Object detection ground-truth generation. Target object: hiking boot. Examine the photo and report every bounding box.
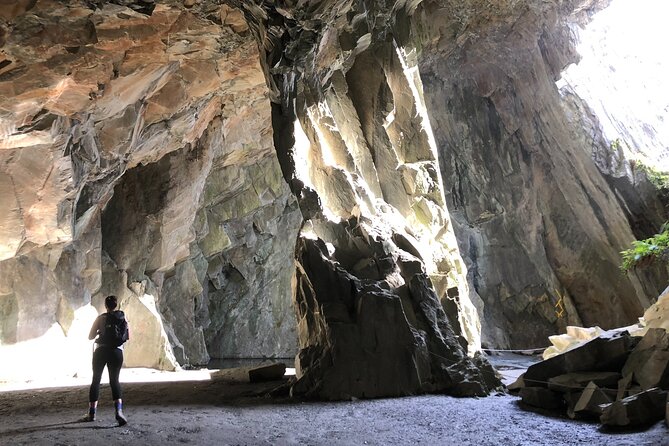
[80,412,96,422]
[115,409,127,426]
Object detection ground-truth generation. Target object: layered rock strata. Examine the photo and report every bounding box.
[414,0,667,348]
[236,0,502,397]
[0,1,299,377]
[0,0,501,397]
[233,0,667,395]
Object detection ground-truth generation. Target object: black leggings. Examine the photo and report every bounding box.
[89,346,123,402]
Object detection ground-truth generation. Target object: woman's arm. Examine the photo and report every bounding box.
[88,315,100,340]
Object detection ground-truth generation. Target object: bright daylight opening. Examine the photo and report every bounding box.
[558,0,669,169]
[293,117,315,190]
[0,301,295,392]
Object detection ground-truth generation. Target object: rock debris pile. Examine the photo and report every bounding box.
[512,326,669,429]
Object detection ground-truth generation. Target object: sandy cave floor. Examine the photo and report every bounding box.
[1,367,668,446]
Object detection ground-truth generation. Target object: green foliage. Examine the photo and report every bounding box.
[610,137,669,190]
[634,160,669,190]
[621,223,669,271]
[615,139,669,271]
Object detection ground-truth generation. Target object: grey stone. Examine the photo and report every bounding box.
[571,382,613,419]
[621,328,669,390]
[249,363,287,383]
[419,0,667,349]
[1,0,666,403]
[523,331,638,386]
[547,372,620,394]
[158,258,209,367]
[616,373,634,402]
[519,387,565,410]
[290,237,501,400]
[600,387,668,428]
[507,373,525,394]
[0,1,301,373]
[210,362,287,383]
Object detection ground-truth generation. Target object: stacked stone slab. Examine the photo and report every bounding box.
[512,328,669,429]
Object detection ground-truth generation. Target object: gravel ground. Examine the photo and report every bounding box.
[1,376,667,446]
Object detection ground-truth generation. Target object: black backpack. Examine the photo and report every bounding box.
[99,311,129,347]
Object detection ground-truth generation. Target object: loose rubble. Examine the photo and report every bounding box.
[512,326,669,429]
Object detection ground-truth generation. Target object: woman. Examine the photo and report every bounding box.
[82,295,129,426]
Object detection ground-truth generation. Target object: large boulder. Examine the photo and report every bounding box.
[600,387,668,428]
[519,387,565,410]
[621,328,669,390]
[291,237,500,399]
[524,330,639,386]
[210,362,286,383]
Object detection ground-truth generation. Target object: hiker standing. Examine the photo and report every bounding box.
[82,295,129,426]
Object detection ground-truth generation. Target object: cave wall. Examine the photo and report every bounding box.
[0,0,666,399]
[0,1,300,379]
[236,0,666,362]
[413,0,667,348]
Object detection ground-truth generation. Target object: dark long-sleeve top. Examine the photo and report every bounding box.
[88,312,130,350]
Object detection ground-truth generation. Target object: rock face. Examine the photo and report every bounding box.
[236,0,505,397]
[0,0,493,397]
[600,387,668,428]
[621,328,669,390]
[523,330,638,386]
[291,237,498,398]
[416,0,667,348]
[644,285,669,332]
[0,1,299,375]
[209,362,286,383]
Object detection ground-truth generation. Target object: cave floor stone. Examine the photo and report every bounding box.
[1,374,667,445]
